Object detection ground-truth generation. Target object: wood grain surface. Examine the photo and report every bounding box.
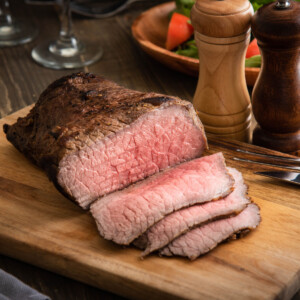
[131,2,260,85]
[192,31,252,142]
[0,0,195,120]
[0,1,299,299]
[191,0,253,142]
[0,1,193,299]
[1,106,300,300]
[251,1,300,155]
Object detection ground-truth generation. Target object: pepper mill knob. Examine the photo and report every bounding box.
[191,0,253,142]
[276,0,291,8]
[251,0,300,155]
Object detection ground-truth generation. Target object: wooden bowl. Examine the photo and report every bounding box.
[131,1,260,86]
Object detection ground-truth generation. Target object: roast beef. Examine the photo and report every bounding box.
[160,203,261,260]
[3,73,207,209]
[135,167,250,256]
[90,152,235,245]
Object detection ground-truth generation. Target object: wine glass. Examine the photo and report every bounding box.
[0,0,38,46]
[31,0,103,69]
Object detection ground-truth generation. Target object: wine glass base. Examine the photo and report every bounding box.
[31,40,103,69]
[0,19,38,47]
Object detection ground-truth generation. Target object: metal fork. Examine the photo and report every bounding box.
[233,157,300,171]
[234,148,300,162]
[232,148,300,171]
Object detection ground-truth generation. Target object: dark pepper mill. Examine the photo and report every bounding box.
[251,0,300,155]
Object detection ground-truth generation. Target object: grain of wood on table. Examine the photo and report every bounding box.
[0,1,299,299]
[0,107,299,300]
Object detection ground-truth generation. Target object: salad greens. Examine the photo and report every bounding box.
[175,0,300,17]
[173,0,300,65]
[176,40,198,58]
[245,55,261,67]
[175,0,195,17]
[250,0,278,11]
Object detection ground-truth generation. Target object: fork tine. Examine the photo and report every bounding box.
[233,157,300,171]
[208,137,300,163]
[235,148,300,162]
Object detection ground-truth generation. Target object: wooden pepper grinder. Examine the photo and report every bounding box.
[191,0,253,142]
[251,0,300,155]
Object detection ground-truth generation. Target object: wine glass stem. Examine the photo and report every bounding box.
[50,0,82,56]
[59,0,74,44]
[0,0,13,25]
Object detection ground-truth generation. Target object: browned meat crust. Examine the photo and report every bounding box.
[3,73,207,205]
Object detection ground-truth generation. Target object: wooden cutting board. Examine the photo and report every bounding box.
[0,106,299,300]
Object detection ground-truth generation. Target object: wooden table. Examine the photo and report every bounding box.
[0,0,197,119]
[0,1,299,300]
[0,1,192,299]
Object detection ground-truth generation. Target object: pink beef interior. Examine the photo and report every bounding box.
[57,105,207,209]
[90,152,234,245]
[160,203,261,260]
[137,167,250,257]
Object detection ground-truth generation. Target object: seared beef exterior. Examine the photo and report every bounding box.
[90,153,235,245]
[3,73,207,209]
[160,203,261,260]
[135,167,250,257]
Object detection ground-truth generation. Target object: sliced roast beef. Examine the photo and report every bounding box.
[135,167,250,256]
[90,152,234,245]
[3,73,207,209]
[160,203,261,260]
